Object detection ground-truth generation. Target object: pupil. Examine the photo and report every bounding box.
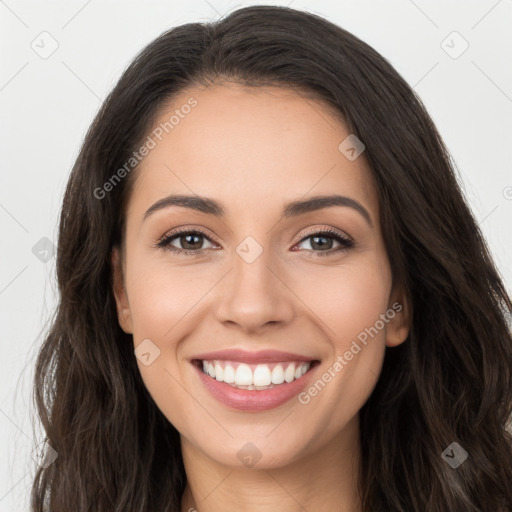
[311,235,332,250]
[182,234,202,250]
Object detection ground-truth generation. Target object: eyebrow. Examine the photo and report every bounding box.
[143,193,373,227]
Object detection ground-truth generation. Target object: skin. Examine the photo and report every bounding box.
[112,82,410,512]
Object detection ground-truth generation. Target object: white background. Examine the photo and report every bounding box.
[1,1,511,510]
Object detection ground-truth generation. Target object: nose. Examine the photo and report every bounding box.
[214,245,295,334]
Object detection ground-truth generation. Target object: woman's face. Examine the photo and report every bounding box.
[112,82,409,469]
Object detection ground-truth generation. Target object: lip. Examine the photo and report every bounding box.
[191,358,321,411]
[191,348,316,364]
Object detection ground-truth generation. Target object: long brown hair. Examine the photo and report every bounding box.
[31,5,512,511]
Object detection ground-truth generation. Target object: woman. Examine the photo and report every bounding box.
[31,5,512,511]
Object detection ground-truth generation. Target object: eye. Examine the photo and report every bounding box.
[155,228,218,255]
[293,228,354,257]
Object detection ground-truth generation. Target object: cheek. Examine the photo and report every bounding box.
[125,253,216,339]
[288,255,391,421]
[124,253,206,432]
[290,255,392,345]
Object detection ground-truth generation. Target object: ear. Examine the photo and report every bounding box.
[111,246,133,334]
[385,284,411,348]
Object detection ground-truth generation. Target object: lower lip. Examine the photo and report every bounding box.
[193,361,319,411]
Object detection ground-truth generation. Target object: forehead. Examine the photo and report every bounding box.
[129,82,378,220]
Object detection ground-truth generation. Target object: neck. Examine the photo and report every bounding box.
[180,416,362,512]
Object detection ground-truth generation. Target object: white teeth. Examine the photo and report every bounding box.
[223,364,235,383]
[234,364,253,386]
[284,363,296,383]
[271,365,285,384]
[214,362,224,381]
[200,360,312,388]
[253,365,272,387]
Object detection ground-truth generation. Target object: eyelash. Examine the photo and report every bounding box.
[154,227,354,258]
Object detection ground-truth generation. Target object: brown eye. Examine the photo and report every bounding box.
[156,230,217,255]
[294,230,354,257]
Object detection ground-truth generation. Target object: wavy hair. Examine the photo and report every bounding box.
[31,5,512,511]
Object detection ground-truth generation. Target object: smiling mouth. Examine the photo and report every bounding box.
[192,359,321,391]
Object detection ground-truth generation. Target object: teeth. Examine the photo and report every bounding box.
[214,362,224,381]
[235,364,253,386]
[223,364,235,384]
[200,360,312,388]
[253,364,272,386]
[271,365,285,384]
[284,363,295,383]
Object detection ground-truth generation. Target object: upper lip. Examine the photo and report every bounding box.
[191,349,317,364]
